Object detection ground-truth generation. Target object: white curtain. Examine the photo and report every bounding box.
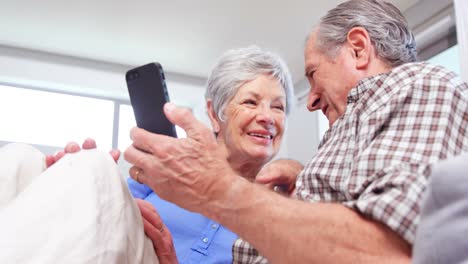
[454,0,468,82]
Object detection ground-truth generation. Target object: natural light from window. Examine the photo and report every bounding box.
[428,44,461,75]
[0,86,114,149]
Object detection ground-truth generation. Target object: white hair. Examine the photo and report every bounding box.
[205,45,294,122]
[316,0,417,66]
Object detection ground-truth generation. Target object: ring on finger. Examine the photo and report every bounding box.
[132,167,143,184]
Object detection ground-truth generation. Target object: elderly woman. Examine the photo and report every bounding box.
[0,46,294,264]
[127,45,294,263]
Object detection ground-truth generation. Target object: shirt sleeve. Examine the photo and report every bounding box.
[126,177,153,199]
[345,162,430,243]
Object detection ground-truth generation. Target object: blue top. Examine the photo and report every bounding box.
[127,178,237,264]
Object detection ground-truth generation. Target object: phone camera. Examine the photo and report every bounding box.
[129,71,139,80]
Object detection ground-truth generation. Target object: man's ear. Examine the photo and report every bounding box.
[346,27,372,69]
[206,99,220,133]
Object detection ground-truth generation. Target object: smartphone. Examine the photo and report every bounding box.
[126,62,177,138]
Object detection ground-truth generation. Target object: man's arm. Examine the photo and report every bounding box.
[216,176,411,263]
[124,103,410,263]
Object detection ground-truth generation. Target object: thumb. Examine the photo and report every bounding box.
[254,166,279,183]
[254,170,274,183]
[255,174,290,185]
[255,169,292,186]
[254,175,274,184]
[164,102,213,142]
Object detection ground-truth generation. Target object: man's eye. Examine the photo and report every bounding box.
[308,70,315,78]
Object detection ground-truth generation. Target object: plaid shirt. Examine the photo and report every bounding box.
[232,62,468,263]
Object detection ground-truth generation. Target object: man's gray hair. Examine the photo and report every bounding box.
[205,46,294,122]
[316,0,417,66]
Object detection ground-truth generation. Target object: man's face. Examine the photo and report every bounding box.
[304,31,361,127]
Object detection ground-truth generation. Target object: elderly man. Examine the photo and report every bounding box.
[124,0,468,263]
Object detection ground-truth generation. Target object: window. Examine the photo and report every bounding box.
[0,84,188,156]
[427,44,461,75]
[0,85,114,149]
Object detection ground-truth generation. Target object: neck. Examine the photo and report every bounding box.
[228,158,264,182]
[217,141,266,181]
[365,56,393,78]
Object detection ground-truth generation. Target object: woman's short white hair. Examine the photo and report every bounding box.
[205,45,294,122]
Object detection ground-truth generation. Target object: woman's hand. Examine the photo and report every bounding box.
[45,138,120,168]
[254,159,303,197]
[136,199,178,264]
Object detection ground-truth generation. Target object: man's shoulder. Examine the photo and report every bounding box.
[378,61,467,97]
[354,61,467,121]
[393,62,464,85]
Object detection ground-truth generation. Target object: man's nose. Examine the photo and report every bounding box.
[307,91,321,112]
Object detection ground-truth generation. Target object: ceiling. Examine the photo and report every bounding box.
[0,0,420,89]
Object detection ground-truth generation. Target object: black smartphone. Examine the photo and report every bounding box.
[126,62,177,138]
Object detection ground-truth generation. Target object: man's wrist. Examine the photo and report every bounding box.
[205,174,251,222]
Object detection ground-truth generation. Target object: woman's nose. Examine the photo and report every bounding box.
[256,107,274,126]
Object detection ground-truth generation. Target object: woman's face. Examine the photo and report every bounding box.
[212,75,287,165]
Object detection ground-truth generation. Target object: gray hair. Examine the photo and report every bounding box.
[315,0,417,67]
[205,45,294,122]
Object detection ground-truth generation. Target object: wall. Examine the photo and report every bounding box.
[284,78,321,165]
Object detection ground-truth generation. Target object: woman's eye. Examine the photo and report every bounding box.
[243,99,256,105]
[273,105,285,111]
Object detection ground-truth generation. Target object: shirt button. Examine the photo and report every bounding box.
[211,224,218,229]
[202,237,209,243]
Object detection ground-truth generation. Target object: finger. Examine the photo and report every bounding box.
[138,203,168,253]
[137,200,166,245]
[255,174,290,184]
[129,166,145,183]
[45,155,55,168]
[137,199,163,229]
[256,174,295,194]
[109,149,121,162]
[64,142,81,154]
[142,217,166,251]
[136,199,157,214]
[125,133,166,168]
[254,173,273,183]
[261,182,276,190]
[82,138,97,149]
[129,127,175,155]
[54,151,66,162]
[163,102,213,142]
